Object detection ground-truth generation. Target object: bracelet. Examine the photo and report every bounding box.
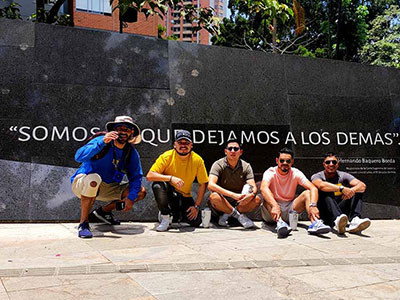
[194,205,200,210]
[169,175,173,182]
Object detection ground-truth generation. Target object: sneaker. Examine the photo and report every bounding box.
[218,214,229,227]
[308,219,330,235]
[238,214,255,229]
[92,208,121,225]
[348,216,371,233]
[334,214,348,234]
[78,222,93,238]
[276,219,292,238]
[157,215,171,232]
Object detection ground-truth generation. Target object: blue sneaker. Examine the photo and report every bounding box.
[308,219,330,235]
[78,222,93,238]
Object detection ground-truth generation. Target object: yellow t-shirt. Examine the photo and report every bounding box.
[150,149,209,197]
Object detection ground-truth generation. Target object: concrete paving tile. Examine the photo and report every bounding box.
[119,264,148,273]
[368,256,396,264]
[0,269,23,277]
[128,269,287,300]
[292,291,345,300]
[147,264,177,272]
[57,265,88,275]
[324,258,352,266]
[347,257,373,265]
[100,244,207,264]
[201,262,231,270]
[228,261,257,269]
[330,279,400,300]
[175,263,203,271]
[22,267,56,277]
[302,258,329,266]
[276,259,307,267]
[253,260,279,268]
[89,264,118,274]
[289,265,394,292]
[4,273,153,300]
[363,263,400,280]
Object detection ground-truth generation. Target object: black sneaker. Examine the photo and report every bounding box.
[92,208,121,225]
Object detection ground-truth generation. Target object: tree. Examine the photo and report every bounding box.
[360,5,400,68]
[210,0,294,52]
[0,0,22,19]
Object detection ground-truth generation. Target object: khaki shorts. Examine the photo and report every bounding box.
[261,200,294,223]
[72,173,128,202]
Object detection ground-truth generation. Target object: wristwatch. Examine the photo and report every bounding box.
[339,186,344,192]
[194,205,200,210]
[309,203,317,207]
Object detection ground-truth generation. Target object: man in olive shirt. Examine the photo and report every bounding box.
[208,139,261,229]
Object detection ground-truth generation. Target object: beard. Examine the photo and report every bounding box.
[117,133,130,144]
[279,165,290,173]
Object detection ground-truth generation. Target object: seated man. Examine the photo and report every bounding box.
[146,130,209,231]
[208,139,261,229]
[260,148,330,237]
[311,152,371,234]
[71,116,146,238]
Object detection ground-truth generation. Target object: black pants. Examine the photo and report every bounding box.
[152,181,201,227]
[317,192,363,227]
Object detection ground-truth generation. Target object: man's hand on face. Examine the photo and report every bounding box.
[170,176,184,189]
[103,131,119,143]
[122,198,133,212]
[341,187,355,200]
[186,206,199,220]
[270,205,281,222]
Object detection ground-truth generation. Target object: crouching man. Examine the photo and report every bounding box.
[71,116,146,238]
[311,152,370,234]
[208,139,260,229]
[146,130,209,231]
[260,148,330,238]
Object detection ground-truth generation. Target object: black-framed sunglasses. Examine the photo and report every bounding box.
[324,160,338,165]
[279,159,291,164]
[226,147,240,152]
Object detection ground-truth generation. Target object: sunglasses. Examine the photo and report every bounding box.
[226,147,240,152]
[324,160,338,165]
[279,159,291,164]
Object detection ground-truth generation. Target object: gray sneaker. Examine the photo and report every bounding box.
[157,215,170,232]
[218,214,229,227]
[348,216,371,233]
[276,218,292,238]
[238,214,255,229]
[334,214,348,234]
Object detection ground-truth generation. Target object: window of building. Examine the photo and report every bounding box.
[183,34,192,38]
[76,0,112,14]
[172,27,180,32]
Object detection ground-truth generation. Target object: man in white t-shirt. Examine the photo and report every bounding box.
[260,148,330,237]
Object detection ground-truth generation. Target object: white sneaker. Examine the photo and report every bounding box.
[238,214,255,229]
[218,214,229,227]
[276,218,292,238]
[334,214,348,234]
[348,216,371,233]
[156,215,171,232]
[307,219,330,235]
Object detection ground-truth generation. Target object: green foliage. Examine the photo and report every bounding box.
[360,5,400,68]
[157,24,178,40]
[210,0,293,51]
[0,0,22,19]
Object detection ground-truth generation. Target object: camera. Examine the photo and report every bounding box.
[112,170,124,183]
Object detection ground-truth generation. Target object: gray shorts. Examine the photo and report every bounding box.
[261,200,294,223]
[72,173,128,202]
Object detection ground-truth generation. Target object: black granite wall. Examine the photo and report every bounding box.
[1,19,399,221]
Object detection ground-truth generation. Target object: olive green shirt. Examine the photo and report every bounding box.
[209,157,254,193]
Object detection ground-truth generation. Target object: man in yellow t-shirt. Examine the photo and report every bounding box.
[146,130,209,231]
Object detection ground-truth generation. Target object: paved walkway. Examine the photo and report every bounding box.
[1,220,400,300]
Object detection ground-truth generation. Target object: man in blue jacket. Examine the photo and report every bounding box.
[71,116,146,238]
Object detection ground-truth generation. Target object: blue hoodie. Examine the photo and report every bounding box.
[71,136,143,202]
